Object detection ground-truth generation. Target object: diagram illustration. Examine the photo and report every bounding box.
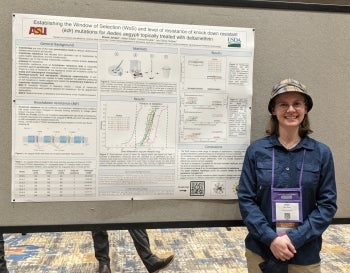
[107,52,174,81]
[101,100,176,149]
[22,133,88,150]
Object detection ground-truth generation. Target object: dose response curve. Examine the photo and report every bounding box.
[101,99,176,149]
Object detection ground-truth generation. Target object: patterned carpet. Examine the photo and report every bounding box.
[3,225,350,273]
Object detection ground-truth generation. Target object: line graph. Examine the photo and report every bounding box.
[101,100,176,149]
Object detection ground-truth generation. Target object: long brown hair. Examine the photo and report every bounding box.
[265,114,313,137]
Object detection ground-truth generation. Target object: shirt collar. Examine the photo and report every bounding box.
[267,135,315,150]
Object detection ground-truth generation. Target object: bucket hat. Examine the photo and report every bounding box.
[268,78,313,113]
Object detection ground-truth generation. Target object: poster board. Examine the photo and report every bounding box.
[1,0,349,232]
[11,13,255,203]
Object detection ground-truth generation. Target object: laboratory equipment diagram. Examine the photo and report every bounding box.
[107,52,176,81]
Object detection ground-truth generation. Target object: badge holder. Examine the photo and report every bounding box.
[270,148,306,234]
[272,187,303,234]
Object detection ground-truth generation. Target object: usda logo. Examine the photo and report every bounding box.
[228,37,241,47]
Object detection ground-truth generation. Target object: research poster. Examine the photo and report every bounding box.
[12,13,255,202]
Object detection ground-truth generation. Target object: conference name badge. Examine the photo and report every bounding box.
[271,187,303,234]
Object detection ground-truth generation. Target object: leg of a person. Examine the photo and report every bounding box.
[289,263,321,273]
[245,248,264,273]
[91,230,110,267]
[0,234,9,273]
[128,229,161,272]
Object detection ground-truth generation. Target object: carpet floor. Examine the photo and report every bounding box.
[3,225,350,272]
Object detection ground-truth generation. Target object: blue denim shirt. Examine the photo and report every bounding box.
[237,135,337,265]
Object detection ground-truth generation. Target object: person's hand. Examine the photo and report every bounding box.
[270,234,296,261]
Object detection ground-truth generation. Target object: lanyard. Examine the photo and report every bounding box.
[271,148,306,224]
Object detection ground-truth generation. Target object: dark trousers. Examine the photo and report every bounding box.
[0,234,9,273]
[92,229,161,273]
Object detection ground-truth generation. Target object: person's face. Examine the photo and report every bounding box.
[272,92,307,129]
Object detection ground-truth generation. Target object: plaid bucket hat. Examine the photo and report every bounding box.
[268,78,313,113]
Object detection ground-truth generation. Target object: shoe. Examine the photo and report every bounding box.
[151,254,175,273]
[99,264,111,273]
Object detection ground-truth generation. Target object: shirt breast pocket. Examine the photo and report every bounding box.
[298,162,320,187]
[256,161,278,188]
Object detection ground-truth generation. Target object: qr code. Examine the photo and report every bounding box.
[284,213,291,220]
[190,181,205,196]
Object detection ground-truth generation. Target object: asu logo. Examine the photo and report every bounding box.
[29,26,47,35]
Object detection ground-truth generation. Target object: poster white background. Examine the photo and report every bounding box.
[12,13,254,202]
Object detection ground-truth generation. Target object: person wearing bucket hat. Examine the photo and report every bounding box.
[268,79,313,114]
[237,79,337,273]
